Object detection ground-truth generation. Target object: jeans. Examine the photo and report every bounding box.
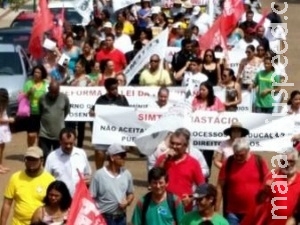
[103,214,126,225]
[226,213,244,225]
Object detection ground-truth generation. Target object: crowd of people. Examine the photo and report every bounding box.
[0,0,299,224]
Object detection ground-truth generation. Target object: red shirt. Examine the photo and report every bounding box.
[264,171,300,225]
[95,48,127,73]
[156,153,205,200]
[218,154,269,214]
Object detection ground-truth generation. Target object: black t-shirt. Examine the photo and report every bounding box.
[91,94,129,111]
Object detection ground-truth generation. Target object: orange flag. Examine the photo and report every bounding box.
[66,171,107,225]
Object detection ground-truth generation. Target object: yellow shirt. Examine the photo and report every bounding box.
[139,68,172,86]
[4,170,55,225]
[123,21,135,36]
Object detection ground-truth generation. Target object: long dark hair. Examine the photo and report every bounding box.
[198,81,216,107]
[0,88,9,116]
[43,181,72,211]
[287,90,300,105]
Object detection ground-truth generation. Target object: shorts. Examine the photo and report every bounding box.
[26,114,41,133]
[94,144,110,151]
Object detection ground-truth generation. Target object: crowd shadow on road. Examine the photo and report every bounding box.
[6,154,24,162]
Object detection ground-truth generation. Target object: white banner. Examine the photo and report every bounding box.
[227,48,246,76]
[124,28,169,85]
[73,0,93,23]
[92,106,294,152]
[112,0,140,12]
[61,86,253,121]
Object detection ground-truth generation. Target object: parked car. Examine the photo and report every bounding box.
[0,27,32,55]
[48,1,87,26]
[10,11,36,28]
[0,44,32,116]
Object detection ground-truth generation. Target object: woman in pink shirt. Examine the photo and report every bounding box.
[192,81,225,112]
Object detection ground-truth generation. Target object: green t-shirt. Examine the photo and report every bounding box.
[23,79,47,115]
[89,73,99,82]
[180,211,229,225]
[131,194,185,225]
[254,70,280,108]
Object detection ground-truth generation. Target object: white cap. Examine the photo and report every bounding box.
[103,21,113,28]
[192,6,201,15]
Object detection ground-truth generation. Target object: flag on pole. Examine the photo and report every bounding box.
[66,170,107,225]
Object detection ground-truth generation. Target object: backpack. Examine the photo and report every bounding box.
[141,192,178,225]
[223,154,264,214]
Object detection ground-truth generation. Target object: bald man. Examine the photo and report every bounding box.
[38,81,70,161]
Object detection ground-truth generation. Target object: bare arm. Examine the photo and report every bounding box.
[0,198,13,225]
[213,152,223,169]
[236,59,245,82]
[31,207,42,224]
[216,63,221,85]
[174,62,189,81]
[215,180,224,212]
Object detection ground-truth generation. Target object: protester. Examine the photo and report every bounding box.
[0,88,14,173]
[31,181,71,224]
[23,65,48,147]
[131,167,184,225]
[90,144,134,225]
[97,59,117,86]
[45,127,92,196]
[38,81,70,161]
[221,68,242,112]
[89,78,129,169]
[156,129,205,212]
[241,148,300,225]
[62,34,81,74]
[239,10,257,33]
[200,50,221,86]
[0,147,55,225]
[148,87,172,109]
[216,137,269,224]
[180,183,229,225]
[139,54,172,86]
[251,56,280,113]
[213,122,250,169]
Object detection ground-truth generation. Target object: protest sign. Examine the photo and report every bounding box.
[74,0,93,23]
[112,0,140,12]
[227,48,246,75]
[124,28,169,85]
[165,47,181,63]
[92,106,294,152]
[60,86,254,121]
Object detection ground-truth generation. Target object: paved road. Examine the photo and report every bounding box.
[0,0,299,223]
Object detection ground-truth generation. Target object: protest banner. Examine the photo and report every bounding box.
[92,106,294,152]
[227,48,246,75]
[165,47,181,63]
[60,86,253,121]
[124,28,169,85]
[112,0,140,12]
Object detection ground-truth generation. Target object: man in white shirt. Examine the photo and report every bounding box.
[234,28,259,51]
[114,22,133,54]
[45,127,92,196]
[148,86,173,110]
[265,25,287,54]
[189,6,212,36]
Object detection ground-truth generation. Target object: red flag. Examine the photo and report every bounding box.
[52,8,64,49]
[221,0,245,36]
[28,0,54,59]
[66,172,107,225]
[199,17,227,50]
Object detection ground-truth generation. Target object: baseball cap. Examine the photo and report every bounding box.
[103,22,113,28]
[24,146,44,158]
[192,6,201,15]
[193,183,216,199]
[107,144,126,156]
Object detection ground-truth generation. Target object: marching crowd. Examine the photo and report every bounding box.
[0,0,299,224]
